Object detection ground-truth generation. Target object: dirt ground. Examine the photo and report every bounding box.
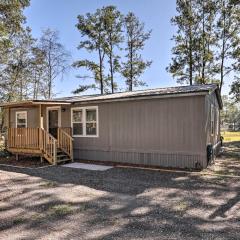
[0,143,240,240]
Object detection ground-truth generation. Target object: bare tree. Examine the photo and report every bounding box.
[39,28,71,99]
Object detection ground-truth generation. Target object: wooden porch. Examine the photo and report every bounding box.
[7,127,73,165]
[1,99,73,165]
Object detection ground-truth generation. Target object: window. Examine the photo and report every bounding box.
[211,104,214,135]
[86,109,97,135]
[72,109,83,135]
[16,111,27,128]
[71,107,98,137]
[215,108,219,136]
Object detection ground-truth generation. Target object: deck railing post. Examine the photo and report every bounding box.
[53,140,57,165]
[39,128,42,150]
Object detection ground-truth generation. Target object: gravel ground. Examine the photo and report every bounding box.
[0,150,240,239]
[0,154,48,168]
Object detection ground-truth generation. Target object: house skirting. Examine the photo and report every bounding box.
[73,149,207,169]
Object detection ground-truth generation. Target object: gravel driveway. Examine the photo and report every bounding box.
[0,155,240,239]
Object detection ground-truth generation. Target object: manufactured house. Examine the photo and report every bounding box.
[0,84,222,169]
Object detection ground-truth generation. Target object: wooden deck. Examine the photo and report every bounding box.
[7,128,73,164]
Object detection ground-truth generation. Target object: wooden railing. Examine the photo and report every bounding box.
[7,128,57,165]
[41,128,57,164]
[58,128,73,160]
[59,127,72,136]
[8,128,40,149]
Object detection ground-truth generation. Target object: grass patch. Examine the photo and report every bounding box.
[174,201,188,212]
[221,131,240,142]
[48,204,74,216]
[12,217,26,225]
[40,181,58,188]
[31,213,45,221]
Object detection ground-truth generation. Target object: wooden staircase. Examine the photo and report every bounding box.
[56,148,72,164]
[7,127,73,165]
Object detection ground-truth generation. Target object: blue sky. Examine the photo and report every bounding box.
[24,0,229,97]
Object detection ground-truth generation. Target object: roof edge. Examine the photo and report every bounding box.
[72,91,209,105]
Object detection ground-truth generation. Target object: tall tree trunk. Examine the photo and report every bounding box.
[98,47,104,95]
[201,0,206,84]
[129,41,133,91]
[109,31,114,94]
[188,0,193,85]
[48,68,52,99]
[220,1,226,94]
[109,47,114,93]
[189,26,193,85]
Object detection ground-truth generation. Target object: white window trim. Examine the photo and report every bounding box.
[16,111,27,128]
[71,106,99,137]
[46,106,61,132]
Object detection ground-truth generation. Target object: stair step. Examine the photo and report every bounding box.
[57,151,65,154]
[57,158,71,163]
[57,153,68,157]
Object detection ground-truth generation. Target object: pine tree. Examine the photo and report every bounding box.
[73,9,107,94]
[0,0,30,101]
[102,6,123,93]
[196,0,217,84]
[168,0,217,85]
[167,0,200,85]
[122,12,152,91]
[168,0,239,92]
[216,0,240,93]
[0,0,30,57]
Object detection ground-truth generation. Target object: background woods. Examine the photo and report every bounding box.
[167,0,240,95]
[0,1,239,130]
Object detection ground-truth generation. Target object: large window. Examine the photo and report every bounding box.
[71,107,98,137]
[16,111,27,128]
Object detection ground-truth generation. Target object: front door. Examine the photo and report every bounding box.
[48,108,60,138]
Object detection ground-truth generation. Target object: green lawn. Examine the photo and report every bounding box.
[221,131,240,142]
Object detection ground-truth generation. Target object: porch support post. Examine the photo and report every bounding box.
[7,107,10,128]
[39,104,43,129]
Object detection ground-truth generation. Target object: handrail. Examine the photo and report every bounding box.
[59,127,72,137]
[58,128,73,161]
[7,128,74,165]
[41,128,57,164]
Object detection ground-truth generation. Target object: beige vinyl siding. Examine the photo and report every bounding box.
[4,91,221,169]
[9,107,39,128]
[72,96,207,168]
[205,92,221,147]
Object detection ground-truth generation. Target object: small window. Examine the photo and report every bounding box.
[16,111,27,128]
[216,108,219,135]
[211,104,214,135]
[72,109,83,135]
[86,109,97,136]
[71,107,98,137]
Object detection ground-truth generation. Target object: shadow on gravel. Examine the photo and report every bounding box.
[0,142,240,239]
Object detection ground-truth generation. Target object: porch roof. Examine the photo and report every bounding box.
[0,100,71,108]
